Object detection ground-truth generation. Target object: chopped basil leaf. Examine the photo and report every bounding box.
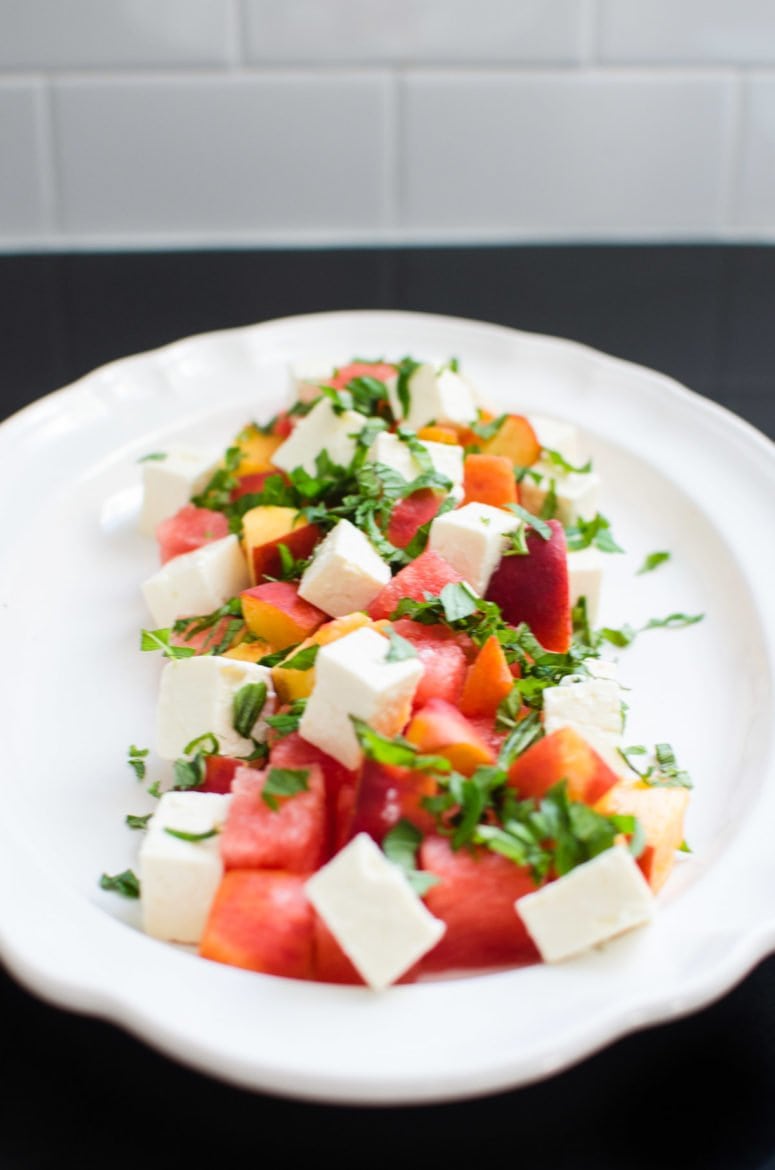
[140,627,196,659]
[565,513,624,554]
[350,716,451,774]
[127,744,149,780]
[137,451,167,462]
[382,819,439,895]
[506,503,552,541]
[99,869,140,898]
[395,356,420,418]
[439,581,479,622]
[541,447,593,475]
[280,644,319,672]
[125,813,152,830]
[637,550,671,575]
[385,628,418,662]
[182,732,220,757]
[232,682,268,738]
[265,699,307,738]
[164,826,220,843]
[261,767,310,811]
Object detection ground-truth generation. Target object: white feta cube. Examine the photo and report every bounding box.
[271,396,369,476]
[305,832,446,990]
[297,518,391,617]
[428,501,519,594]
[288,358,332,402]
[527,415,584,465]
[516,844,655,962]
[544,677,623,738]
[156,654,276,761]
[299,626,423,770]
[567,545,605,625]
[520,464,601,525]
[387,363,478,431]
[138,445,221,536]
[368,430,464,500]
[141,534,250,628]
[139,791,231,944]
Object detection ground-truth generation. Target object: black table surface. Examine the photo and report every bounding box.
[2,244,774,1170]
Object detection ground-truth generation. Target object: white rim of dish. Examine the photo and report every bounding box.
[0,308,773,1106]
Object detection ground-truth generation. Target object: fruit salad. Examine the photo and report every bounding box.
[103,355,697,991]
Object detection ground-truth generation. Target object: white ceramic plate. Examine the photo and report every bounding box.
[1,310,774,1106]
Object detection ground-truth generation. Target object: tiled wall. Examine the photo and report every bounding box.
[2,0,775,250]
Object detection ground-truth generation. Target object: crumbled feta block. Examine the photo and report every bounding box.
[368,430,464,500]
[271,396,369,476]
[139,791,231,944]
[305,832,446,990]
[141,534,250,628]
[138,445,221,536]
[516,844,655,962]
[388,363,478,431]
[299,626,423,770]
[297,518,391,617]
[156,654,276,760]
[520,464,601,525]
[567,545,605,625]
[428,501,519,594]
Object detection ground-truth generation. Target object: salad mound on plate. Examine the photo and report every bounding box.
[104,356,695,990]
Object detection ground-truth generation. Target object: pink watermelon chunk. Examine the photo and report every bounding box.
[220,764,327,873]
[367,549,468,621]
[156,503,229,564]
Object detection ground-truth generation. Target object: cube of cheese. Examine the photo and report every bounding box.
[520,465,601,525]
[516,844,655,962]
[527,415,584,465]
[156,654,276,760]
[387,363,478,431]
[297,518,391,617]
[567,545,604,625]
[368,430,464,500]
[139,790,231,944]
[138,445,221,536]
[305,832,446,990]
[141,534,250,628]
[428,501,519,594]
[271,396,369,476]
[299,626,423,770]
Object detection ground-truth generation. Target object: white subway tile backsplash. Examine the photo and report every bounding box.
[734,77,775,228]
[400,73,734,237]
[0,82,50,237]
[243,0,586,65]
[52,74,391,237]
[598,0,775,66]
[0,0,236,70]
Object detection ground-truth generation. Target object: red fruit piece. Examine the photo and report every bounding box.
[220,765,327,873]
[200,754,243,794]
[485,518,571,652]
[268,731,359,859]
[507,726,619,806]
[405,697,496,776]
[387,489,444,549]
[156,503,229,564]
[416,835,540,974]
[367,549,467,621]
[390,618,470,709]
[344,759,438,846]
[200,870,315,978]
[328,361,397,389]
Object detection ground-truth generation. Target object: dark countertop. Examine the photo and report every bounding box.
[2,244,774,1170]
